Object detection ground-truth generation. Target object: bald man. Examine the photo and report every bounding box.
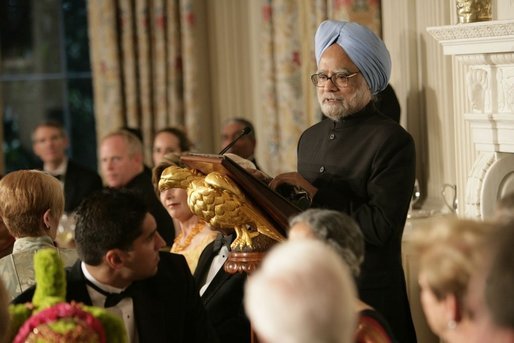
[270,20,417,342]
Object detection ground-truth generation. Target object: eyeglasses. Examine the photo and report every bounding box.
[310,72,360,88]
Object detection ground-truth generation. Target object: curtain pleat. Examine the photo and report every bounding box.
[88,0,211,164]
[88,0,125,137]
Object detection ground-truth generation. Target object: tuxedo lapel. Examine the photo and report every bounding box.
[200,269,232,305]
[193,241,216,286]
[65,261,93,305]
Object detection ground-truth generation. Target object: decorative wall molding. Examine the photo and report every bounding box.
[427,19,514,55]
[428,19,514,219]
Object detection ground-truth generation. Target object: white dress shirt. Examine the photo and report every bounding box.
[199,245,229,296]
[81,262,138,343]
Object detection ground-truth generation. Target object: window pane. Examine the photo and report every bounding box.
[0,0,62,74]
[67,78,97,168]
[63,0,91,72]
[3,79,65,171]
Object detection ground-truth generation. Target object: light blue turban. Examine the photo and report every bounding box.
[315,20,391,95]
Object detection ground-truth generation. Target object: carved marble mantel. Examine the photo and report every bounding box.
[428,20,514,219]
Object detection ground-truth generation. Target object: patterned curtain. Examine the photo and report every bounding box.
[259,0,381,175]
[87,0,212,164]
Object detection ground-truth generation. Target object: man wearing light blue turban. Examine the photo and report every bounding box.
[271,20,417,342]
[314,20,391,96]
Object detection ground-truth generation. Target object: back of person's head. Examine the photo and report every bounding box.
[0,170,64,237]
[74,188,148,265]
[484,220,514,329]
[289,209,364,277]
[412,218,492,307]
[495,192,514,223]
[245,239,356,343]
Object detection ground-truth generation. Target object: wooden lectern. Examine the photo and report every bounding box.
[181,153,301,343]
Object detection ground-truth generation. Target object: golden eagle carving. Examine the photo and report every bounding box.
[158,165,285,253]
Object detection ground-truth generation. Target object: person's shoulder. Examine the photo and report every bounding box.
[67,159,97,174]
[67,160,102,179]
[157,251,190,274]
[368,112,412,140]
[125,170,152,190]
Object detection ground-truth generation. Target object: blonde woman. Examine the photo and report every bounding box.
[153,154,217,273]
[411,218,492,342]
[0,170,77,299]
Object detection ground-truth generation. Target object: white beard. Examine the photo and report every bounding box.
[319,86,371,121]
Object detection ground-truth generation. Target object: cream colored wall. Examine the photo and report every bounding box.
[382,0,459,212]
[206,0,262,156]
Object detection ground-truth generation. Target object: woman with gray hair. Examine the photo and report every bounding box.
[289,209,396,343]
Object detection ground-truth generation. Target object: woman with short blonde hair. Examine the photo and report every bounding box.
[411,218,492,342]
[0,170,77,300]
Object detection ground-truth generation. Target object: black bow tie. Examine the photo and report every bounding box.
[53,174,64,181]
[212,234,233,253]
[86,279,133,308]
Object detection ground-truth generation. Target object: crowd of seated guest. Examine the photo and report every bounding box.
[0,142,512,343]
[1,113,512,343]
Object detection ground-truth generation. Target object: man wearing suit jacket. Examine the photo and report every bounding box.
[15,188,216,343]
[99,129,174,246]
[194,233,251,343]
[32,121,102,213]
[270,20,417,342]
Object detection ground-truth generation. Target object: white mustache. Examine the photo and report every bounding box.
[323,96,344,102]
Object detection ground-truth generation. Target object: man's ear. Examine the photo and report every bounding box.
[105,249,126,270]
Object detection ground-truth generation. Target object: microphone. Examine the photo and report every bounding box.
[218,127,252,155]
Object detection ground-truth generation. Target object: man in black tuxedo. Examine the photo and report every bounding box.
[194,233,251,343]
[14,188,216,342]
[32,121,102,213]
[99,129,174,246]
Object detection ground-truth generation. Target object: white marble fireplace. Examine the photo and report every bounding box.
[428,19,514,219]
